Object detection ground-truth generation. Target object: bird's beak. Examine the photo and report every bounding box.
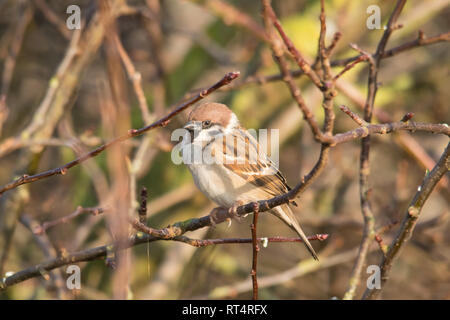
[183,121,200,142]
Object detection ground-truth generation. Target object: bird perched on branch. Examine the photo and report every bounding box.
[181,102,318,260]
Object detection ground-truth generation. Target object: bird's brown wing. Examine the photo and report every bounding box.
[220,128,316,257]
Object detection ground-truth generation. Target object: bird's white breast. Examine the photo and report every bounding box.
[186,161,253,208]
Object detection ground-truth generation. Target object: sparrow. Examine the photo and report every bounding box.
[181,102,318,260]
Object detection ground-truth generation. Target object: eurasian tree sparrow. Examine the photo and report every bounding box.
[182,102,318,260]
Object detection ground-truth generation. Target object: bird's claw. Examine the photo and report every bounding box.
[228,200,245,222]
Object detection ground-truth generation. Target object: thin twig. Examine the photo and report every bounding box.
[32,0,71,39]
[19,214,68,299]
[251,203,260,300]
[343,0,407,300]
[203,247,366,299]
[0,27,82,157]
[374,234,388,256]
[261,0,327,143]
[325,32,342,56]
[318,0,332,79]
[0,3,33,98]
[171,234,329,247]
[113,33,152,124]
[0,3,33,136]
[332,121,450,145]
[336,77,450,195]
[1,207,328,290]
[176,29,449,103]
[138,187,148,224]
[33,206,105,235]
[332,54,369,82]
[362,142,450,299]
[382,30,450,58]
[337,106,449,142]
[206,0,268,42]
[205,31,449,95]
[264,0,324,90]
[317,0,336,136]
[0,1,146,158]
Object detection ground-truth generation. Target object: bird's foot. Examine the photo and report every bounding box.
[228,200,245,223]
[209,207,227,229]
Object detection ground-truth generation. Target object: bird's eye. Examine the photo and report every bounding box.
[202,120,212,128]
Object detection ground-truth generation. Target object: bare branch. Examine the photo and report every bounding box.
[138,187,148,224]
[363,141,450,299]
[202,247,365,299]
[32,0,71,39]
[332,55,369,82]
[318,0,332,78]
[261,0,328,143]
[33,206,105,235]
[112,33,152,124]
[206,0,268,42]
[325,32,342,56]
[382,31,450,58]
[251,203,260,300]
[263,0,324,90]
[332,120,449,146]
[171,234,329,247]
[214,31,449,95]
[344,0,407,300]
[1,207,327,290]
[0,3,33,136]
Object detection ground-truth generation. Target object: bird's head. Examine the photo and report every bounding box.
[183,102,240,143]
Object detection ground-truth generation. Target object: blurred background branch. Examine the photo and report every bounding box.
[0,0,448,300]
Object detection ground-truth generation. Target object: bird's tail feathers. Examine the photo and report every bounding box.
[274,205,319,261]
